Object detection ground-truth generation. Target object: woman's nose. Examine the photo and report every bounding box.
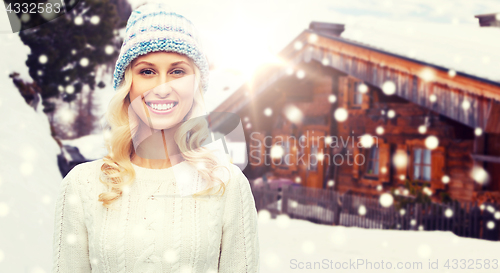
[152,78,172,97]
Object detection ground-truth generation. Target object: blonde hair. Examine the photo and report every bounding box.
[98,62,230,209]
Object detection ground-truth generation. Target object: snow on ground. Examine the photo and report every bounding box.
[0,35,63,272]
[258,212,500,273]
[61,133,108,160]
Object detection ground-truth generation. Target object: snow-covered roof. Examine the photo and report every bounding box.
[209,17,500,113]
[330,17,500,83]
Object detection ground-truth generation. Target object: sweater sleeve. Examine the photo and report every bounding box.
[52,165,91,273]
[218,165,260,273]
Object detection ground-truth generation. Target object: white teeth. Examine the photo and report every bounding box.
[147,102,176,111]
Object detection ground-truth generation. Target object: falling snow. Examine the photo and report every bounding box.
[379,193,394,207]
[79,57,89,67]
[334,108,348,122]
[295,69,305,79]
[105,45,114,55]
[74,16,83,25]
[90,15,100,25]
[424,135,439,150]
[284,104,303,124]
[381,81,396,95]
[360,134,374,148]
[387,109,396,118]
[264,107,272,116]
[38,55,48,64]
[471,165,490,185]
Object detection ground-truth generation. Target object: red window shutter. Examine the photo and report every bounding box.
[338,76,349,109]
[431,147,446,191]
[394,144,409,184]
[352,145,361,179]
[358,81,370,110]
[378,142,391,183]
[361,91,370,110]
[289,139,297,171]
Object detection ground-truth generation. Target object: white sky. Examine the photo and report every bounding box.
[126,0,500,111]
[127,0,499,74]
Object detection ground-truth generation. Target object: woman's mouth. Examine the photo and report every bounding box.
[145,101,179,115]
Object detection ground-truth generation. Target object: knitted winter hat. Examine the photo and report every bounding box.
[112,3,209,93]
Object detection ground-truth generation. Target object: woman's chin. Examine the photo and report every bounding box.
[149,121,183,131]
[136,112,187,131]
[150,124,175,131]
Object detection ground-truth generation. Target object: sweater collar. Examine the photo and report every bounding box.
[130,160,188,182]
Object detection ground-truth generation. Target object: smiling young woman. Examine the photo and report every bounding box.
[129,52,196,133]
[52,3,260,273]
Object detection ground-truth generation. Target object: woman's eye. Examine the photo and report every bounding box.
[140,69,155,75]
[171,69,185,75]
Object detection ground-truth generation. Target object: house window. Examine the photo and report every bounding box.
[352,82,363,106]
[309,144,318,171]
[413,148,431,181]
[365,146,379,175]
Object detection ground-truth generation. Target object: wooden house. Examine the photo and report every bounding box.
[211,21,500,204]
[475,12,500,27]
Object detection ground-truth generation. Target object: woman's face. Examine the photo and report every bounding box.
[129,51,196,131]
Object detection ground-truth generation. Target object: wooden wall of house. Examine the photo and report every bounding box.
[242,59,497,204]
[245,63,337,188]
[480,134,500,202]
[334,75,480,203]
[273,69,333,188]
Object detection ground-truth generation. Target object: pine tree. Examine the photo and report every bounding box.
[5,0,130,137]
[72,85,99,138]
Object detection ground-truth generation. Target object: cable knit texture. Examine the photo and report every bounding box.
[52,159,260,273]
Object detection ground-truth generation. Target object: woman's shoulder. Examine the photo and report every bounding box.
[221,163,255,209]
[224,163,250,189]
[68,158,105,176]
[63,158,106,189]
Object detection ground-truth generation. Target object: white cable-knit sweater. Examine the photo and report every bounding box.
[52,159,260,273]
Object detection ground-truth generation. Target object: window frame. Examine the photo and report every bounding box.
[364,145,380,177]
[411,146,432,183]
[350,81,364,108]
[353,82,364,106]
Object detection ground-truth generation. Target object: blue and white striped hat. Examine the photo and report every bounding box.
[112,3,209,93]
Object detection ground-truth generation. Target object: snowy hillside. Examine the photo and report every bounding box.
[0,34,63,271]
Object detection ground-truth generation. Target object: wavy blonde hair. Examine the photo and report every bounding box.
[98,62,230,209]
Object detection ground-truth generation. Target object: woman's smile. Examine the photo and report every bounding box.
[144,99,179,115]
